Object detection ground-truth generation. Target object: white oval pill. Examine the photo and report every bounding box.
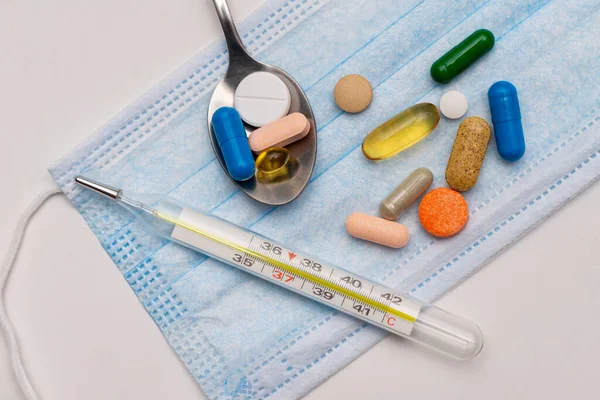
[249,113,310,152]
[439,90,468,119]
[234,72,291,127]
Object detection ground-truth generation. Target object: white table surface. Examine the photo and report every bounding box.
[1,1,599,399]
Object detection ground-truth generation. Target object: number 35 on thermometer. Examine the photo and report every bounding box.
[74,176,484,360]
[224,236,421,335]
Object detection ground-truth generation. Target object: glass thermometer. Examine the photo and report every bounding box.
[76,176,483,360]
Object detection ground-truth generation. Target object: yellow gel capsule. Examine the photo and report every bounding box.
[255,147,298,183]
[362,103,440,160]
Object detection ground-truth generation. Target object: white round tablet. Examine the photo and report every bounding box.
[439,90,468,119]
[234,71,291,127]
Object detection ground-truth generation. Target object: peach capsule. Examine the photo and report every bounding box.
[249,112,310,152]
[345,212,409,248]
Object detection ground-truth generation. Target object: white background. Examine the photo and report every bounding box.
[1,0,599,399]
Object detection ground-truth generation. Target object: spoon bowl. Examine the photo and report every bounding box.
[207,0,317,206]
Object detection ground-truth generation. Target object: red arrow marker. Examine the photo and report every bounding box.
[288,252,297,261]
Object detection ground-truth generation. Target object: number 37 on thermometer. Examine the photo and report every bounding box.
[230,238,416,333]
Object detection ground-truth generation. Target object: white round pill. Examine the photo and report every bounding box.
[439,90,468,119]
[234,71,291,127]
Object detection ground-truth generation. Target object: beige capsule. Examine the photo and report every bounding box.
[345,212,409,248]
[445,116,491,192]
[380,168,433,220]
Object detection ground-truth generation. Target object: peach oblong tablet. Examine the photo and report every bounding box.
[248,112,310,152]
[345,212,409,248]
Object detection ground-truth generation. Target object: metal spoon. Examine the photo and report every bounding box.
[207,0,317,206]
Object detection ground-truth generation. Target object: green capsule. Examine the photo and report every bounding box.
[430,29,495,84]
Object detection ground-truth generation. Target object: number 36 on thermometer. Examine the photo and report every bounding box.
[229,238,415,333]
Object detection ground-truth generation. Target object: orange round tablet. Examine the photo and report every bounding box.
[418,188,469,238]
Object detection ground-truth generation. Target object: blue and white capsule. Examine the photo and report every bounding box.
[488,81,525,161]
[212,107,255,181]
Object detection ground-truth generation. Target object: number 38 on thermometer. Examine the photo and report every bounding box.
[74,176,484,361]
[228,236,421,336]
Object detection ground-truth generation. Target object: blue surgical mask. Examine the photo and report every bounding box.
[42,0,600,398]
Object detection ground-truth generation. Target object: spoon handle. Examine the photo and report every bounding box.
[212,0,252,60]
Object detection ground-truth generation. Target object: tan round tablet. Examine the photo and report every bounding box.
[345,212,409,248]
[334,74,373,113]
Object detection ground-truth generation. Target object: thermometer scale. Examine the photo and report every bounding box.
[76,176,483,360]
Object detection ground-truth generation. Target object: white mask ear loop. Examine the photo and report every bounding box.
[0,187,61,400]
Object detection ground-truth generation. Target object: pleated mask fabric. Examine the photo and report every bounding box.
[50,0,600,398]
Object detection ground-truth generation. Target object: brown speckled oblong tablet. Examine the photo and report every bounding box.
[334,74,373,113]
[446,116,491,192]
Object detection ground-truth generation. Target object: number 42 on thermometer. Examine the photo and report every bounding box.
[76,176,484,361]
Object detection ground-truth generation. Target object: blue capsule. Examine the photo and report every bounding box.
[488,81,525,161]
[212,107,255,181]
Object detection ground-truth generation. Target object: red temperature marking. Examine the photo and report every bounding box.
[288,252,297,260]
[273,270,294,283]
[386,316,396,327]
